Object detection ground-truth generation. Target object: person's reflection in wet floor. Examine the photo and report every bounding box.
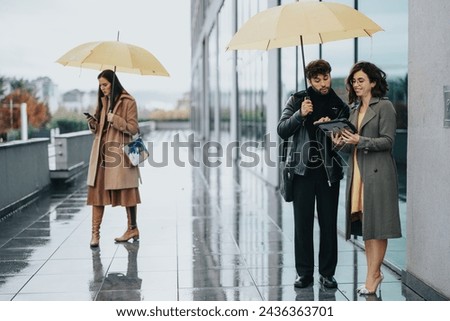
[91,242,142,301]
[295,285,314,301]
[362,291,382,301]
[294,284,338,301]
[89,248,105,300]
[318,284,338,301]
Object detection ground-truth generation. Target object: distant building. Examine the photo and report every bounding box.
[60,89,96,112]
[32,76,59,114]
[175,92,190,110]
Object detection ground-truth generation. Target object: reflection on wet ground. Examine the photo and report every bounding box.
[0,130,423,301]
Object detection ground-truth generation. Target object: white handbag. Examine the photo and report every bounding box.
[123,134,149,166]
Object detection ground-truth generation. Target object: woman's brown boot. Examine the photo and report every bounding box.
[114,206,139,242]
[114,226,140,242]
[90,206,104,247]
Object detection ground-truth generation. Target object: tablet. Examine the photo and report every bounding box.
[316,118,357,134]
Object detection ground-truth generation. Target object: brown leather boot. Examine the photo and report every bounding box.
[114,226,140,242]
[114,206,139,242]
[90,206,104,247]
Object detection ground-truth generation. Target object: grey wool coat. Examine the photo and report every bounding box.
[343,97,402,241]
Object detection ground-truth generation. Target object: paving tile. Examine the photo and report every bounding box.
[0,294,14,301]
[259,285,349,301]
[17,273,94,294]
[178,268,255,288]
[0,259,46,276]
[12,292,96,301]
[178,286,263,301]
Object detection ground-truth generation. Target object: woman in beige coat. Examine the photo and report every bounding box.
[86,69,141,247]
[334,62,401,295]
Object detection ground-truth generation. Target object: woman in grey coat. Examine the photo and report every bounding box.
[334,62,401,295]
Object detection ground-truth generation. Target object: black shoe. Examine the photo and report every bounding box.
[319,275,337,288]
[294,275,314,288]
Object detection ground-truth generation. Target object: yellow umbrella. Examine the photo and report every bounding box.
[56,40,170,76]
[226,0,382,89]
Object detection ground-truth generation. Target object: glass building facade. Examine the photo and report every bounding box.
[191,0,408,270]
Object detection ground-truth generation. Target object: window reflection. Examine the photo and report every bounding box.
[218,1,233,142]
[191,0,408,271]
[208,24,218,141]
[236,0,268,178]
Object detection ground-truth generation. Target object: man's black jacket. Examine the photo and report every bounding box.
[277,88,350,185]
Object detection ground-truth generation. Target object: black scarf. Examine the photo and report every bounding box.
[305,86,338,142]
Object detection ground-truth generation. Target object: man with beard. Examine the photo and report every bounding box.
[277,59,350,289]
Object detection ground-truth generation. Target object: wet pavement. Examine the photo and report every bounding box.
[0,130,424,301]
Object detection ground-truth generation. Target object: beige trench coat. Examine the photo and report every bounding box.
[87,93,140,190]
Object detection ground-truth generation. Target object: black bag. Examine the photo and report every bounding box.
[279,140,295,202]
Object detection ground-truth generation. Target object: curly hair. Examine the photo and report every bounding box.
[346,61,388,104]
[305,59,332,80]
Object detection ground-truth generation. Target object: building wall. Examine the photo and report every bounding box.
[406,0,450,299]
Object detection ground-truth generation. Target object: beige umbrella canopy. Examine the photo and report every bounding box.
[56,40,170,76]
[57,37,169,111]
[227,0,382,89]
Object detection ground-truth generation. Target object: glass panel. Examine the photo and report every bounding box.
[208,24,218,140]
[321,38,354,101]
[357,0,408,269]
[218,1,233,143]
[321,0,355,101]
[235,0,268,176]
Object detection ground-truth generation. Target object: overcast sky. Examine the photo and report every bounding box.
[0,0,191,95]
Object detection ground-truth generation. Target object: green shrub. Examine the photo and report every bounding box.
[54,119,88,134]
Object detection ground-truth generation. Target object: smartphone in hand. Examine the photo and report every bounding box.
[83,112,96,120]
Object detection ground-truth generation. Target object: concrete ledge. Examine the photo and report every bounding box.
[0,189,41,221]
[52,130,92,172]
[50,161,86,180]
[0,138,50,217]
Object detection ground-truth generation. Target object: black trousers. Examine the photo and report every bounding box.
[292,168,339,277]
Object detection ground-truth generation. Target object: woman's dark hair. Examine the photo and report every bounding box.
[305,59,332,80]
[95,69,126,117]
[346,61,388,104]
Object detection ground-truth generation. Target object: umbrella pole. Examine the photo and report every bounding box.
[295,47,298,92]
[109,31,120,112]
[300,35,307,90]
[110,66,116,112]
